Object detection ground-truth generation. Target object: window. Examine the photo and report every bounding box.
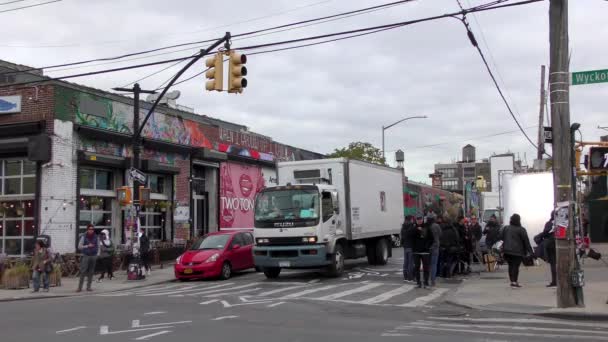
[0,160,36,196]
[242,233,254,246]
[79,196,112,235]
[321,192,334,222]
[463,167,476,178]
[231,234,244,248]
[139,206,163,241]
[80,168,113,190]
[438,168,456,178]
[148,175,165,194]
[442,180,458,190]
[0,200,36,256]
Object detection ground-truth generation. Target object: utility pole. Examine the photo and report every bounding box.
[549,0,582,308]
[113,84,156,253]
[537,65,546,160]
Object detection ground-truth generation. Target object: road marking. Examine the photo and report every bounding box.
[357,285,414,304]
[205,288,262,297]
[134,330,171,340]
[239,295,277,303]
[427,316,608,329]
[267,301,286,308]
[256,284,309,297]
[56,326,86,334]
[141,283,234,296]
[281,284,344,299]
[99,326,171,335]
[315,283,383,300]
[200,299,219,305]
[412,321,608,336]
[399,288,448,307]
[212,316,239,321]
[307,279,321,284]
[187,283,259,296]
[132,320,191,328]
[143,312,166,316]
[396,325,608,340]
[220,299,274,308]
[381,333,412,337]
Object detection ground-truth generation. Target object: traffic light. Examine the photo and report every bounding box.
[227,51,247,93]
[205,53,223,91]
[588,147,608,171]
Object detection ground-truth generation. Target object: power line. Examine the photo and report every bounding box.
[0,0,27,5]
[0,0,61,14]
[119,53,195,89]
[0,0,543,90]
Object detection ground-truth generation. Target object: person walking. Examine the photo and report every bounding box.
[77,224,98,292]
[501,214,533,288]
[138,228,151,276]
[400,215,415,283]
[31,240,51,293]
[483,214,501,249]
[97,229,115,282]
[412,214,434,288]
[428,215,442,287]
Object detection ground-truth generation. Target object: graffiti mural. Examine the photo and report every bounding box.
[219,162,266,229]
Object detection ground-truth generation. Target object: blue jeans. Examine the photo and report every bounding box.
[403,247,414,280]
[32,270,49,291]
[430,248,439,284]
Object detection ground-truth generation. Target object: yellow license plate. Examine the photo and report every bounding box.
[184,268,193,274]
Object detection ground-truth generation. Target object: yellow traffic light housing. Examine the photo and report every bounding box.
[227,51,247,93]
[205,53,223,91]
[117,186,132,206]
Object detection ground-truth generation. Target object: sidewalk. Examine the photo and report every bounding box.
[0,264,176,302]
[447,258,608,320]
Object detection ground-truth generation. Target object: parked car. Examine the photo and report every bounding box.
[174,230,254,281]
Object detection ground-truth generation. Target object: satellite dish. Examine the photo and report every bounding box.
[146,93,160,102]
[166,90,181,100]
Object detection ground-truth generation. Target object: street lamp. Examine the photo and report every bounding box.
[382,115,427,160]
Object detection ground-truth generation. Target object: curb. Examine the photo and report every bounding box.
[0,278,175,303]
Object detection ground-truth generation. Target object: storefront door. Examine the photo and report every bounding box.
[193,194,207,237]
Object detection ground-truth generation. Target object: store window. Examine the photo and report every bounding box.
[139,206,163,241]
[148,175,166,194]
[0,160,36,195]
[0,200,36,256]
[80,168,113,190]
[79,196,112,235]
[438,168,456,179]
[442,180,458,190]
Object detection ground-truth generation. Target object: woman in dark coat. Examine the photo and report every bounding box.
[501,213,533,288]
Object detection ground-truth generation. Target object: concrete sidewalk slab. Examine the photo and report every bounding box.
[447,259,608,320]
[0,265,176,302]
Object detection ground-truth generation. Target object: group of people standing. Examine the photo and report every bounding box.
[401,212,536,289]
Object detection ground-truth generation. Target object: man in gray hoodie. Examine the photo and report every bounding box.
[428,215,442,287]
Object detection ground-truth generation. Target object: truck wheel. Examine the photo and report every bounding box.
[263,267,281,279]
[367,242,378,265]
[326,244,345,277]
[374,238,389,265]
[392,235,402,248]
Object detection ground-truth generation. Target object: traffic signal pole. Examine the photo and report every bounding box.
[549,0,583,308]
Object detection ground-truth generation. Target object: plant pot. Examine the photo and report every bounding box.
[49,271,61,287]
[2,272,29,289]
[16,209,24,216]
[160,208,167,212]
[92,205,101,210]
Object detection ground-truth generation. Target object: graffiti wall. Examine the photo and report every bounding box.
[219,162,266,229]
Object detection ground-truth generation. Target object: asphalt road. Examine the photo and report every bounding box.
[3,248,607,342]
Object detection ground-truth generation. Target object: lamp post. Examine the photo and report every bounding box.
[382,115,427,161]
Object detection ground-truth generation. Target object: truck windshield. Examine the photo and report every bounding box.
[483,209,500,223]
[255,189,319,227]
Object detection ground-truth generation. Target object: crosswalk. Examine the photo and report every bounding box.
[98,281,449,308]
[383,316,608,340]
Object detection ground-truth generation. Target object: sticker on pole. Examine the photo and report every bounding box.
[129,168,147,184]
[554,202,569,239]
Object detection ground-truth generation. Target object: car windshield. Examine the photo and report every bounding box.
[190,234,230,250]
[483,209,500,222]
[255,189,319,222]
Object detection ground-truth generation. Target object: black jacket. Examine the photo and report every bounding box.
[484,221,501,248]
[412,225,433,253]
[440,224,460,252]
[400,222,416,249]
[501,225,533,257]
[471,223,482,242]
[139,234,150,254]
[457,223,473,252]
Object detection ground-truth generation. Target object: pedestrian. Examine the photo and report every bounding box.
[31,240,51,293]
[541,213,557,288]
[501,213,533,288]
[412,214,434,288]
[97,229,115,282]
[439,219,461,278]
[77,224,98,292]
[400,215,416,283]
[470,215,483,265]
[138,228,151,276]
[456,216,473,274]
[428,215,442,287]
[483,214,501,249]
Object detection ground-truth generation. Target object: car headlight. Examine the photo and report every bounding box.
[205,253,220,263]
[256,238,270,244]
[302,236,317,243]
[175,255,182,264]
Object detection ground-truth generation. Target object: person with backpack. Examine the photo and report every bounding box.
[31,240,51,293]
[97,229,115,282]
[77,224,98,292]
[501,214,533,288]
[138,228,151,276]
[412,214,434,288]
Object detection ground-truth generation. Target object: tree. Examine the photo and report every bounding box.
[327,142,386,165]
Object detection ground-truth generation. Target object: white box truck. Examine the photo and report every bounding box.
[253,158,404,278]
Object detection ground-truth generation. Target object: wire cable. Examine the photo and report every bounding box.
[0,0,27,5]
[0,0,61,14]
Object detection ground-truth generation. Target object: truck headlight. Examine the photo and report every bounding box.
[302,237,317,243]
[256,238,269,244]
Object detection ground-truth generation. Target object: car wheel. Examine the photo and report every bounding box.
[263,267,281,279]
[219,262,232,280]
[374,238,389,265]
[326,244,345,277]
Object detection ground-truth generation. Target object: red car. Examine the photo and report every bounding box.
[174,230,254,280]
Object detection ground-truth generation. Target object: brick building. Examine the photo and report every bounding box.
[0,60,323,256]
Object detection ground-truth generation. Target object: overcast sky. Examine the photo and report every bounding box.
[2,0,607,183]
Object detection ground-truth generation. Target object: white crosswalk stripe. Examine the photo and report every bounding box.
[315,283,383,300]
[356,285,414,304]
[280,284,345,299]
[398,288,448,307]
[140,283,234,296]
[185,283,260,296]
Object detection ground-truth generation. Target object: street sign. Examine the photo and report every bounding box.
[571,69,608,86]
[129,168,147,184]
[543,126,553,143]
